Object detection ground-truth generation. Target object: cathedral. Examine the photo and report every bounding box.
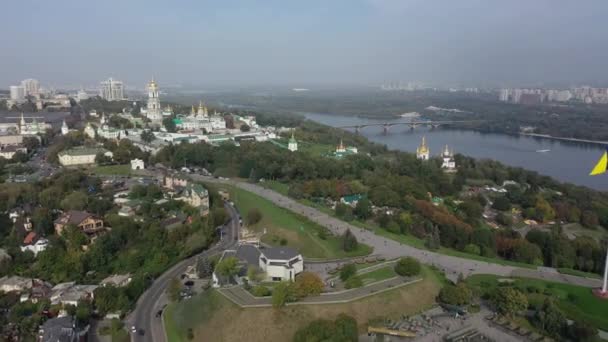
[17,113,48,135]
[441,145,457,172]
[416,136,430,160]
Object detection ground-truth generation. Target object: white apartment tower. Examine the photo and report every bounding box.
[21,79,40,96]
[146,78,162,121]
[99,78,124,101]
[9,86,26,102]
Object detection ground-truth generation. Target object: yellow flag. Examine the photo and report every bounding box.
[590,151,608,176]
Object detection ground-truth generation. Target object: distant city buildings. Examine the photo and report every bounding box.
[20,79,39,97]
[498,86,608,105]
[99,78,124,101]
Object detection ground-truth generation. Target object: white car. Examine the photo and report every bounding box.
[131,326,137,333]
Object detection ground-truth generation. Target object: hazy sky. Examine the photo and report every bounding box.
[2,0,607,88]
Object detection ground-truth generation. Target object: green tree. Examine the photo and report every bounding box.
[341,229,358,252]
[167,277,182,302]
[535,196,555,222]
[463,244,481,255]
[162,117,177,133]
[513,240,543,265]
[60,191,89,210]
[247,265,262,282]
[196,256,214,278]
[246,208,263,225]
[492,196,511,211]
[493,287,527,317]
[140,130,155,143]
[215,256,239,277]
[394,257,421,277]
[353,198,372,220]
[533,299,567,338]
[438,283,472,306]
[272,281,296,307]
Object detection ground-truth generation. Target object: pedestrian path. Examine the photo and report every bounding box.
[218,277,422,308]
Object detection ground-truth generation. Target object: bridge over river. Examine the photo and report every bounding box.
[337,120,484,134]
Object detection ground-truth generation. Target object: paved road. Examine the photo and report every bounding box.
[219,276,420,307]
[128,202,240,342]
[195,176,601,289]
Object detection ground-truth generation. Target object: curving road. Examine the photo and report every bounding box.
[127,202,240,342]
[195,176,601,289]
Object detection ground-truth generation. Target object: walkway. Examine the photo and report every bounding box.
[218,277,421,307]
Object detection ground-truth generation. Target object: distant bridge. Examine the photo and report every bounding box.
[337,120,483,134]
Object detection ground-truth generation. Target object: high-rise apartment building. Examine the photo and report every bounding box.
[9,85,26,102]
[99,78,124,101]
[20,79,40,96]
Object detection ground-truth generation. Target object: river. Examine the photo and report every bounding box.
[303,112,608,191]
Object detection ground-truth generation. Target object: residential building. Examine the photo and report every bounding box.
[99,78,124,101]
[38,315,89,342]
[177,184,210,214]
[20,232,49,256]
[0,145,26,160]
[21,79,40,96]
[416,136,430,160]
[53,210,105,237]
[0,134,24,146]
[58,147,113,166]
[130,158,144,170]
[100,274,132,287]
[0,276,34,293]
[145,78,162,121]
[50,282,98,306]
[9,85,25,102]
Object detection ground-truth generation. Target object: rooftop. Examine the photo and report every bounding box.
[58,147,108,156]
[260,246,300,260]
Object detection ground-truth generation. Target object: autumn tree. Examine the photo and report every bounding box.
[294,272,324,298]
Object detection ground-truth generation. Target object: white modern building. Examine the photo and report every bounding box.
[99,78,124,101]
[9,85,26,102]
[259,247,303,281]
[212,245,303,287]
[130,158,144,170]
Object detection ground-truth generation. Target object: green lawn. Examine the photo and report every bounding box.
[164,290,233,342]
[92,164,132,175]
[261,180,289,196]
[558,268,602,279]
[216,184,372,259]
[466,274,608,331]
[358,266,397,284]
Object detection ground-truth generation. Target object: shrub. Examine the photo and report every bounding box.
[394,257,421,277]
[252,285,271,297]
[246,208,262,225]
[463,244,481,255]
[342,229,358,252]
[438,283,472,306]
[339,263,357,281]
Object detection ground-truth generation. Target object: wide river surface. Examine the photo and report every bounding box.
[303,112,608,191]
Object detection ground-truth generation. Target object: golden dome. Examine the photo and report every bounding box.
[417,136,429,154]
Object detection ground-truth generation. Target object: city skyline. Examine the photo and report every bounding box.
[2,0,608,87]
